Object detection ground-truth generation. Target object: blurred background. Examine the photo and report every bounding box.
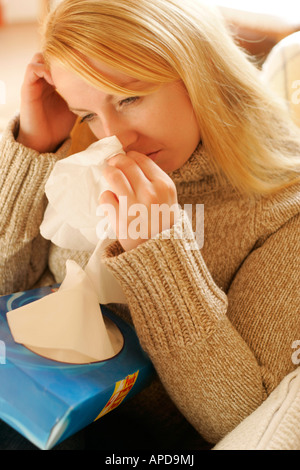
[0,0,62,133]
[0,0,44,132]
[0,0,299,136]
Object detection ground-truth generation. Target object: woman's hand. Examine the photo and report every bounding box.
[16,53,77,153]
[99,151,180,251]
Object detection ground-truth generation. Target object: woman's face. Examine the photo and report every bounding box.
[50,59,201,173]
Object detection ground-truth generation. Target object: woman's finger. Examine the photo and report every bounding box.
[123,151,168,182]
[30,52,45,64]
[22,62,52,90]
[107,153,151,195]
[102,163,136,199]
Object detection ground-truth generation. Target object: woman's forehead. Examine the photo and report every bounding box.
[50,57,160,109]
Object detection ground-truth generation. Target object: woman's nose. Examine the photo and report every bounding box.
[94,111,139,151]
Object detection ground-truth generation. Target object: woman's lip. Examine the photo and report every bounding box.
[147,150,160,160]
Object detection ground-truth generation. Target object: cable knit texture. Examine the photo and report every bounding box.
[0,116,299,444]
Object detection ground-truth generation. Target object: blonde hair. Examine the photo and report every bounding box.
[42,0,300,195]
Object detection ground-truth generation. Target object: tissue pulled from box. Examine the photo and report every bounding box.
[6,260,124,364]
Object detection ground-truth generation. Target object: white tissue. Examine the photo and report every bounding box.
[7,260,124,364]
[39,135,128,305]
[40,136,125,251]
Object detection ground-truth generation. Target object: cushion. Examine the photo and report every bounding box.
[261,31,300,128]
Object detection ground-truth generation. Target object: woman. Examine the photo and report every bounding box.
[0,0,299,447]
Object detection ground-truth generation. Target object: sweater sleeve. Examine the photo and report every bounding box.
[102,209,300,443]
[0,116,71,294]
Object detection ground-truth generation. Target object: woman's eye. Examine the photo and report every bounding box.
[80,113,95,124]
[79,96,140,123]
[118,96,140,108]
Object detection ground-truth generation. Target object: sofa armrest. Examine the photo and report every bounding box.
[213,367,300,450]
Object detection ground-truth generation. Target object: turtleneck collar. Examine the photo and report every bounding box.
[168,142,218,185]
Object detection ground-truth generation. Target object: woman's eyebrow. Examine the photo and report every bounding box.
[69,106,92,113]
[67,80,144,114]
[68,96,114,113]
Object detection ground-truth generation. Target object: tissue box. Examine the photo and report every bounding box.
[0,286,155,450]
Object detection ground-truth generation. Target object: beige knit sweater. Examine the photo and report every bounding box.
[1,116,299,444]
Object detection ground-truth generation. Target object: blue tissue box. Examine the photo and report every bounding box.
[0,286,154,450]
